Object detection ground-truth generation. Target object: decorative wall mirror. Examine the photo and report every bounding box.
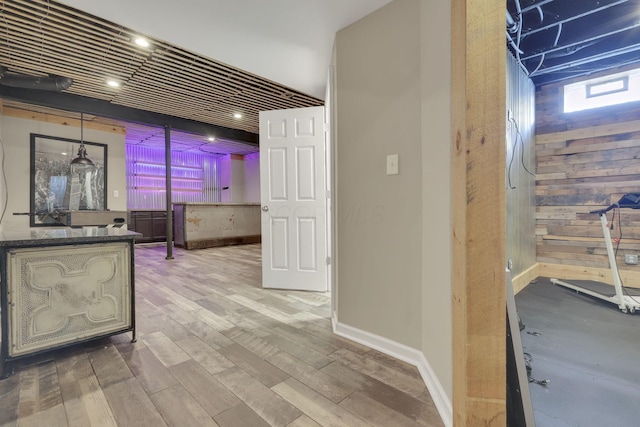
[30,133,107,226]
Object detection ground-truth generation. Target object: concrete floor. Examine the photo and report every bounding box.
[515,277,640,427]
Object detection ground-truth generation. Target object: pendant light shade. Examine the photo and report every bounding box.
[71,112,94,166]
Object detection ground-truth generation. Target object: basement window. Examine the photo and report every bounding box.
[586,77,628,98]
[564,68,640,113]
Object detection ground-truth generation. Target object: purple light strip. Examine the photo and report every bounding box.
[126,145,219,209]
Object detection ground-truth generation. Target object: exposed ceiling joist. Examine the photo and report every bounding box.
[507,0,640,85]
[520,19,640,63]
[520,0,628,39]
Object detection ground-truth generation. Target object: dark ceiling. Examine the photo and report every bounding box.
[506,0,640,86]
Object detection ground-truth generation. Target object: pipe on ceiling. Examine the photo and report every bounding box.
[521,0,556,13]
[0,68,72,92]
[507,11,519,33]
[521,0,629,39]
[531,41,640,76]
[521,20,640,62]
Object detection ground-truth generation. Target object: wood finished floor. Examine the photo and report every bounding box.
[0,244,443,427]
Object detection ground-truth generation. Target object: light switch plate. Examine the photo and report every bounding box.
[113,190,119,198]
[387,154,399,175]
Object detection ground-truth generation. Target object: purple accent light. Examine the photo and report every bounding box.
[126,145,220,209]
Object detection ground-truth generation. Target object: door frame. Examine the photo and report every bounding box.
[326,63,337,323]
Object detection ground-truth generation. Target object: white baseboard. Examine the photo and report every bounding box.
[332,321,453,427]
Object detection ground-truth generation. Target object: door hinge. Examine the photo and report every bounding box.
[326,256,332,265]
[323,123,329,133]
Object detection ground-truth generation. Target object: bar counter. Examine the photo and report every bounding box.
[173,202,261,249]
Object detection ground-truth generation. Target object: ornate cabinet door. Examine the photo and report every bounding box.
[6,242,132,357]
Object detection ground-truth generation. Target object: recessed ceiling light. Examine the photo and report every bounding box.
[106,80,120,88]
[233,113,242,119]
[134,37,149,48]
[208,136,216,142]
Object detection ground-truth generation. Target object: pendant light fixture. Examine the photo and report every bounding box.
[71,112,94,166]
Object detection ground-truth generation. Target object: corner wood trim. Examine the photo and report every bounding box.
[538,262,640,289]
[451,0,506,424]
[509,262,640,294]
[512,264,540,295]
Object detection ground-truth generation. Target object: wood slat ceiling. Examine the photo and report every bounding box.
[0,0,323,136]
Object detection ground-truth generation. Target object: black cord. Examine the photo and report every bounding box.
[618,270,640,308]
[614,207,621,256]
[609,207,640,307]
[512,118,537,178]
[507,116,536,190]
[507,131,517,189]
[523,352,550,386]
[0,132,7,225]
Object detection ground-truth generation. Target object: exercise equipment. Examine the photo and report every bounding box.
[551,193,640,314]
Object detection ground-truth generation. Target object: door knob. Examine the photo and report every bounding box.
[262,206,269,212]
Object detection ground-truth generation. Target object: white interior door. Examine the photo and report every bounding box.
[259,106,327,291]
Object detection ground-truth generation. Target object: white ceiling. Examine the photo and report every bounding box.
[58,0,393,100]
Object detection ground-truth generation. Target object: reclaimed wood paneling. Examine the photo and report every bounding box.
[536,70,640,286]
[535,63,640,135]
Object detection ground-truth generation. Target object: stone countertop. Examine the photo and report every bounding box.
[0,228,140,247]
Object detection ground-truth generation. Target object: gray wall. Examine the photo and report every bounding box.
[0,114,127,231]
[506,54,536,277]
[336,0,452,398]
[336,0,422,349]
[419,0,452,400]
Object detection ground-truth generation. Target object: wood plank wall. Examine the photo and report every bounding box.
[535,67,640,286]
